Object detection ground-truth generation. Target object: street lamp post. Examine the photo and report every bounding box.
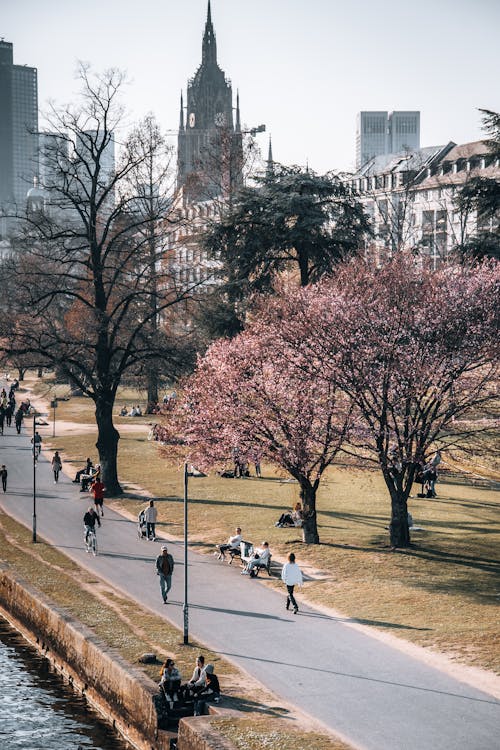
[51,397,58,438]
[183,462,190,645]
[32,413,37,543]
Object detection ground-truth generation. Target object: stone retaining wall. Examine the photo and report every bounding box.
[0,566,171,750]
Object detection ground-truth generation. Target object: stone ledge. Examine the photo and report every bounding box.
[0,565,172,750]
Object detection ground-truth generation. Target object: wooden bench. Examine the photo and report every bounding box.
[241,544,273,577]
[215,540,252,564]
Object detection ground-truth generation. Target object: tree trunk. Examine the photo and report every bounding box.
[300,481,320,544]
[388,485,411,547]
[95,396,122,496]
[147,367,159,406]
[18,368,26,381]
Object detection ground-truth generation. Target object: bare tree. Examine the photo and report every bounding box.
[0,67,195,494]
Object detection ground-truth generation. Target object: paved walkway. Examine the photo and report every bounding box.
[0,422,499,750]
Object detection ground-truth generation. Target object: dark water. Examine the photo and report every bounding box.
[0,617,131,750]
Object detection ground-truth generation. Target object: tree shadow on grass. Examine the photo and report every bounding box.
[402,545,500,574]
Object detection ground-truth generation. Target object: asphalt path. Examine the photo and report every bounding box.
[0,420,499,750]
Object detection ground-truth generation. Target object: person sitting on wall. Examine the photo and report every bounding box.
[193,665,220,716]
[159,658,182,701]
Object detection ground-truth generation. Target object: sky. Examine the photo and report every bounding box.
[2,0,500,174]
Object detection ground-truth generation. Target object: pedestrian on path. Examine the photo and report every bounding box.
[281,552,303,614]
[51,451,62,483]
[144,499,158,541]
[92,478,105,516]
[156,545,175,603]
[1,465,7,492]
[14,409,23,434]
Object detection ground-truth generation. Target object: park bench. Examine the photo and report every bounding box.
[215,540,252,564]
[240,543,273,577]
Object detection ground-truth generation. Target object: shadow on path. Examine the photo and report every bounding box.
[219,651,500,706]
[192,602,290,623]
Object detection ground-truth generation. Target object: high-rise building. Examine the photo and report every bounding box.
[177,1,242,202]
[0,40,38,218]
[388,111,420,156]
[356,111,420,168]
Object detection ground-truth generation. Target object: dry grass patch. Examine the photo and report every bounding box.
[211,717,351,750]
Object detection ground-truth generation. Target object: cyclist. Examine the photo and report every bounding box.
[83,506,101,547]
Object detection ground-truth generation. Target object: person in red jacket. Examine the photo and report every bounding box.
[92,478,105,516]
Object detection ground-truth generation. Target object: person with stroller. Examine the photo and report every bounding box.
[143,499,158,541]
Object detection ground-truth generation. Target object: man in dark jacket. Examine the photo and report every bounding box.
[83,507,101,545]
[156,545,175,603]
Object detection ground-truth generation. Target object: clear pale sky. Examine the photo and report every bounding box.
[2,0,499,173]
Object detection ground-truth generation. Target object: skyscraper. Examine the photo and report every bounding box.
[177,1,242,202]
[356,111,420,168]
[0,40,38,220]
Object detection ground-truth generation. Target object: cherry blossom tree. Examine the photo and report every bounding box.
[164,316,353,544]
[292,255,500,548]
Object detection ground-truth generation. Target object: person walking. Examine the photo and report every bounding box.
[281,552,303,614]
[144,499,158,541]
[51,451,62,483]
[0,465,7,492]
[14,408,23,434]
[91,477,105,516]
[156,545,175,603]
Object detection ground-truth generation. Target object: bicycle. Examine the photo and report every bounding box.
[84,526,98,556]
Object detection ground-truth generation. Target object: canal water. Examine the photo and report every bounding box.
[0,617,131,750]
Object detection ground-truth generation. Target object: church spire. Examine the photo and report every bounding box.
[202,0,217,65]
[179,91,184,130]
[266,137,275,178]
[236,90,241,132]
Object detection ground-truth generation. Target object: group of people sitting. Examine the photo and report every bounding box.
[216,527,272,577]
[159,655,220,716]
[72,457,103,501]
[119,404,143,417]
[415,451,442,498]
[275,502,304,528]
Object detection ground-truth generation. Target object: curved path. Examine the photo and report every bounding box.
[0,423,499,750]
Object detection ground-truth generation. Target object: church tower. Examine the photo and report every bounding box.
[177,1,243,202]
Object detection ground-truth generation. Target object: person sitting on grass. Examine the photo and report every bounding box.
[275,502,303,528]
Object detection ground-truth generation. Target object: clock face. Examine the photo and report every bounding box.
[214,112,226,127]
[189,112,195,128]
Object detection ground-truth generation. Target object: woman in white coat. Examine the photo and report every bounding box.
[281,552,303,614]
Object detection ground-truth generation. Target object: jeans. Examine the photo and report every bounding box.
[286,585,298,610]
[146,522,156,539]
[159,573,172,602]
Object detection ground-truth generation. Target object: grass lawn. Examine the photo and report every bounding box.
[28,375,500,676]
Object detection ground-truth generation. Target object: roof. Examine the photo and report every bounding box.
[355,145,452,178]
[440,140,491,162]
